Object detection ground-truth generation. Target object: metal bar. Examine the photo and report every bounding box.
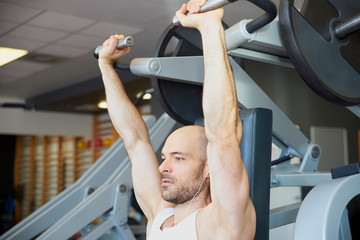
[335,14,360,39]
[93,36,133,57]
[113,224,137,240]
[235,20,287,55]
[269,202,301,229]
[246,0,277,33]
[270,172,332,187]
[228,48,292,68]
[346,104,360,118]
[130,56,204,84]
[130,225,147,235]
[172,0,237,26]
[81,218,114,240]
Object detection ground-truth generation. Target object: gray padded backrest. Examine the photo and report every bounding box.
[240,108,272,240]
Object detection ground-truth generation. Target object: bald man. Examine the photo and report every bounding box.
[98,0,256,239]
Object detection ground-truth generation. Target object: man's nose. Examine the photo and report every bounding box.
[159,158,172,173]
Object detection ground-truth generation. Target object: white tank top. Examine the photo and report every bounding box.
[148,207,201,240]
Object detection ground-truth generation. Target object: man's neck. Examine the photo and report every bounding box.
[172,191,211,225]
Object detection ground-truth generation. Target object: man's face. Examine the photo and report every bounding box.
[159,126,208,204]
[161,160,205,204]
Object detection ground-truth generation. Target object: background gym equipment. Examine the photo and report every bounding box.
[0,115,173,240]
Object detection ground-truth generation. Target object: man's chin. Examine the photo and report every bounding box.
[162,192,177,203]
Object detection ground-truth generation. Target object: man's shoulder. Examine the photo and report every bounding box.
[197,204,221,239]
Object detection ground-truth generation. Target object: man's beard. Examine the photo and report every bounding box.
[161,165,205,204]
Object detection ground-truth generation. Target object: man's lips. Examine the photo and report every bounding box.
[162,178,174,185]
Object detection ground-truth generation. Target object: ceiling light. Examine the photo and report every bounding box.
[97,100,107,109]
[0,47,28,67]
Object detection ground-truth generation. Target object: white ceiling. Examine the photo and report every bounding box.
[0,0,277,103]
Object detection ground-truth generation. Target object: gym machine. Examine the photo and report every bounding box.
[2,0,359,239]
[129,0,360,239]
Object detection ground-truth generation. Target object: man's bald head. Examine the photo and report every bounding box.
[164,125,208,162]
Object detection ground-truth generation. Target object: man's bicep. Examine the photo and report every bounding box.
[128,141,163,219]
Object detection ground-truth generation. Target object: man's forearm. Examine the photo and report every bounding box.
[99,60,150,147]
[200,21,240,140]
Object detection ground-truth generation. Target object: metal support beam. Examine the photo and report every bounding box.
[270,202,301,229]
[270,172,332,187]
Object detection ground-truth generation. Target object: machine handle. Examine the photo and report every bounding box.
[172,0,277,34]
[173,0,238,26]
[93,36,134,59]
[246,0,277,33]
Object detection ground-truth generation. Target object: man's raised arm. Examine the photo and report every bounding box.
[176,2,256,239]
[98,35,163,220]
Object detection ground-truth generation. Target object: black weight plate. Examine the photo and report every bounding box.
[279,0,360,106]
[152,25,204,125]
[152,22,229,125]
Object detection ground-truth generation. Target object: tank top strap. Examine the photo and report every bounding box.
[148,207,202,240]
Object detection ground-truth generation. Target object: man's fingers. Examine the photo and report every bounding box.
[187,1,195,14]
[187,0,205,14]
[107,36,118,52]
[114,34,125,40]
[176,4,187,24]
[122,47,131,55]
[178,3,187,15]
[102,39,108,48]
[199,0,207,7]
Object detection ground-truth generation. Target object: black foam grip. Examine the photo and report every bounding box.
[331,163,360,179]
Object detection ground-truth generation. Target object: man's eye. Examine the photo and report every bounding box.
[176,157,184,161]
